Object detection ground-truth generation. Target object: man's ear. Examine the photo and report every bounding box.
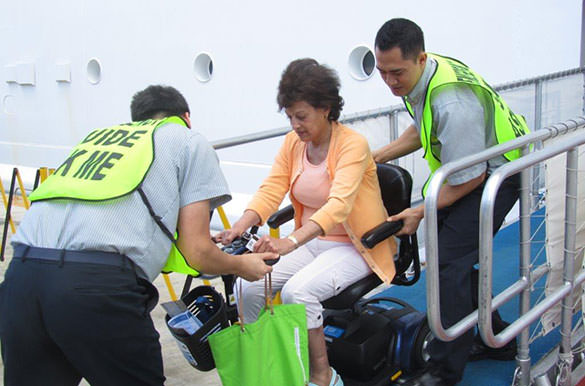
[182,112,192,129]
[417,52,427,66]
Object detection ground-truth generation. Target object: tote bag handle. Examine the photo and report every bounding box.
[237,272,275,332]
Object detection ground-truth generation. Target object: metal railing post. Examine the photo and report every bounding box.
[582,71,585,115]
[534,80,543,132]
[557,147,579,385]
[517,145,533,385]
[389,110,400,166]
[532,79,544,207]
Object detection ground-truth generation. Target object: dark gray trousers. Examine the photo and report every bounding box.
[0,246,164,386]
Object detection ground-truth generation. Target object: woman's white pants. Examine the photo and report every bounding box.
[235,238,372,329]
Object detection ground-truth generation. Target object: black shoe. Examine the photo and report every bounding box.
[401,367,450,386]
[468,340,517,362]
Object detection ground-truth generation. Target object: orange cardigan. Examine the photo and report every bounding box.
[247,122,396,284]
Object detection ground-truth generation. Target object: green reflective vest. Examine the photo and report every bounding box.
[29,116,200,277]
[162,231,200,276]
[403,54,529,196]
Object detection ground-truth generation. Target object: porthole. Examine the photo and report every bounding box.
[348,46,375,81]
[3,94,16,114]
[193,52,214,82]
[86,58,102,85]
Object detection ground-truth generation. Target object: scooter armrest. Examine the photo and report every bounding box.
[361,220,403,249]
[267,205,294,229]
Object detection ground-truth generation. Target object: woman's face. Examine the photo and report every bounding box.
[284,101,330,145]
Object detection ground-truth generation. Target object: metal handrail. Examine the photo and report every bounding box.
[210,105,407,149]
[478,131,585,346]
[493,67,585,92]
[424,117,585,343]
[212,126,290,150]
[479,126,585,386]
[209,67,585,151]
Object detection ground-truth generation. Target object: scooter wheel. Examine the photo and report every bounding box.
[412,321,433,369]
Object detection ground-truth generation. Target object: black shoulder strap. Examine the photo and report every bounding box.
[137,187,176,242]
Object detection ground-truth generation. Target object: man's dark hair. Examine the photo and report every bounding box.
[375,18,425,60]
[277,58,344,121]
[130,85,190,121]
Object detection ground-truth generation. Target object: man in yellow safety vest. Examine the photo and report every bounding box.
[0,85,275,386]
[372,18,527,385]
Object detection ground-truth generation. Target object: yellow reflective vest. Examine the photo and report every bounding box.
[403,54,529,196]
[29,116,200,277]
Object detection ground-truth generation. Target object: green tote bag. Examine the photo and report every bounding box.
[208,276,310,386]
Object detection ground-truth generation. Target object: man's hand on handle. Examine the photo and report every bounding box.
[235,252,277,281]
[388,206,424,236]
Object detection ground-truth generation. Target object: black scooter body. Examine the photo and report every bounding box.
[324,297,429,386]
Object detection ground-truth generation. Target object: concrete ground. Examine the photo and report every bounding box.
[0,205,222,386]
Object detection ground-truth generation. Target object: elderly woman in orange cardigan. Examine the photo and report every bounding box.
[216,58,396,386]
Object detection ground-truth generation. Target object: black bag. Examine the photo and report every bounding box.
[164,285,229,371]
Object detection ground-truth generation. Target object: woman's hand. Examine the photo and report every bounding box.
[214,228,243,245]
[215,210,262,245]
[252,235,296,255]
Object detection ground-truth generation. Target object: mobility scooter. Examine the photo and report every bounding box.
[166,163,432,385]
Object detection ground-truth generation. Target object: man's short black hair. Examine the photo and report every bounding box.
[130,85,190,121]
[375,18,425,60]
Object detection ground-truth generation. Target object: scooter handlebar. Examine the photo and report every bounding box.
[220,232,280,266]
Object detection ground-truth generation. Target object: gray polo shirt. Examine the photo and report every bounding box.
[12,122,231,281]
[405,56,506,185]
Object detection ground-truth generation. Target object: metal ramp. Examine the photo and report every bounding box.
[422,117,585,386]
